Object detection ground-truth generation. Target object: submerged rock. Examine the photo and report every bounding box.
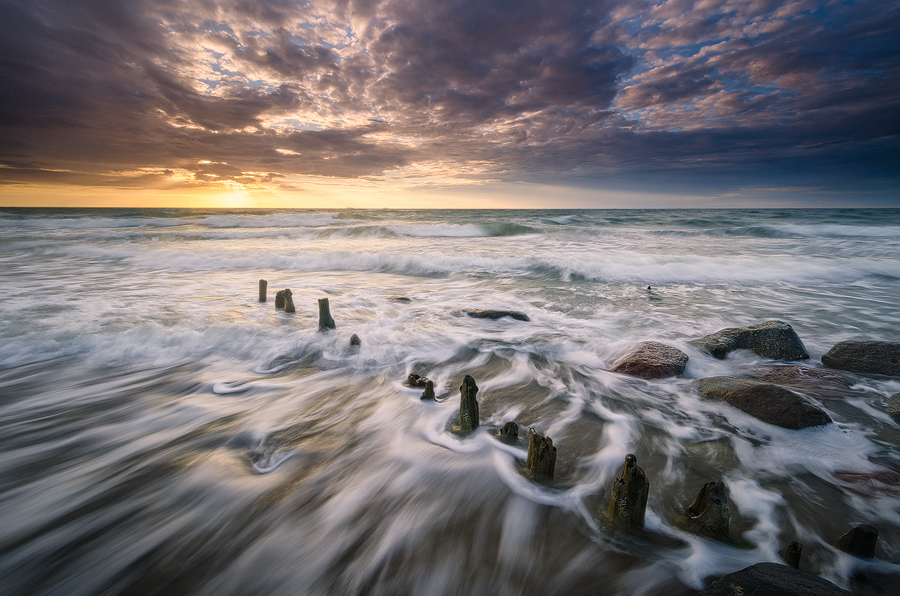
[833,524,878,558]
[610,341,688,379]
[822,340,900,377]
[463,309,530,322]
[690,320,809,360]
[407,373,429,388]
[499,421,518,443]
[784,541,803,569]
[389,296,412,303]
[753,365,853,387]
[889,393,900,419]
[697,377,832,429]
[525,428,556,483]
[699,562,853,596]
[684,481,730,540]
[607,454,649,529]
[258,279,267,302]
[456,375,479,433]
[318,298,336,330]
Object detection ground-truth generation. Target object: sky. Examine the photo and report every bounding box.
[0,0,898,208]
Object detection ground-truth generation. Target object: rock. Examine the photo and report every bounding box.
[822,341,900,377]
[525,428,556,482]
[456,375,479,432]
[690,320,809,360]
[389,296,412,303]
[407,373,428,388]
[697,377,832,429]
[349,333,361,346]
[889,393,900,419]
[833,524,878,558]
[610,341,688,379]
[607,454,649,529]
[685,481,729,540]
[463,309,530,322]
[499,421,518,443]
[259,279,267,302]
[275,290,285,310]
[699,562,854,596]
[318,297,335,330]
[421,379,435,400]
[283,288,295,313]
[784,541,803,569]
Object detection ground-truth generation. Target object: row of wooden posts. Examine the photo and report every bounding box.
[256,281,879,566]
[420,372,881,566]
[259,279,337,332]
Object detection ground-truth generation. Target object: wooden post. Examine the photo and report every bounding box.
[421,379,435,400]
[685,481,729,540]
[525,428,556,482]
[275,290,285,310]
[283,289,295,313]
[607,454,649,528]
[318,298,336,330]
[457,375,479,432]
[783,541,802,569]
[259,279,267,302]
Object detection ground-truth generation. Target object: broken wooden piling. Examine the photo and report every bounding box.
[318,298,336,330]
[259,279,267,302]
[525,428,556,482]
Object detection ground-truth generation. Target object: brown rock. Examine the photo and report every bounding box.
[697,377,832,429]
[610,341,688,379]
[822,340,900,377]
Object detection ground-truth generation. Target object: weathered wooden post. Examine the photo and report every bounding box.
[259,279,267,302]
[457,375,479,432]
[318,298,336,330]
[499,421,518,443]
[784,541,802,569]
[421,379,435,400]
[283,288,295,313]
[685,481,729,540]
[833,524,878,558]
[275,290,285,310]
[525,428,556,482]
[607,454,649,528]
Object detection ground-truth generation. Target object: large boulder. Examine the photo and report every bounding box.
[697,377,831,429]
[690,321,809,360]
[822,341,900,377]
[699,562,853,596]
[749,366,854,400]
[610,341,688,379]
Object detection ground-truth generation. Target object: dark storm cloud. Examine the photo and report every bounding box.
[0,0,898,199]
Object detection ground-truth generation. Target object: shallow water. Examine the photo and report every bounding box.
[1,208,899,595]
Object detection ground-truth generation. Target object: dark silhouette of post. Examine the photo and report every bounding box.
[457,375,479,432]
[259,279,267,302]
[283,289,295,313]
[607,454,649,528]
[318,298,336,330]
[275,290,285,310]
[784,541,802,569]
[525,428,556,482]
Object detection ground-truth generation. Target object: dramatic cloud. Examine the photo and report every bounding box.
[0,0,897,203]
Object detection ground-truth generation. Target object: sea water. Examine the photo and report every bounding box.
[0,208,899,595]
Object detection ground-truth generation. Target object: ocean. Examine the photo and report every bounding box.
[1,208,899,595]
